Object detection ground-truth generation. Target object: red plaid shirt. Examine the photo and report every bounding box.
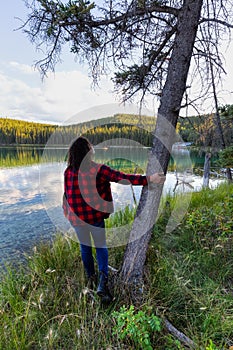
[63,161,148,226]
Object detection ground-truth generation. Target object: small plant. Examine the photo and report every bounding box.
[112,305,161,350]
[205,339,219,350]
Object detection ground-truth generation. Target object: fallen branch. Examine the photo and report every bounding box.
[164,318,196,349]
[108,265,118,273]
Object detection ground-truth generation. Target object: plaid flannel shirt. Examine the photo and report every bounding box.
[63,161,148,226]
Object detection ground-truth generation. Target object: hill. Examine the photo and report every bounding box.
[0,114,156,146]
[1,106,233,149]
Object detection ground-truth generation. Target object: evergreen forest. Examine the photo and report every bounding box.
[0,106,233,149]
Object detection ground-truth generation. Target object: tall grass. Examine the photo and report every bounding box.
[0,182,233,349]
[149,182,233,349]
[0,236,122,349]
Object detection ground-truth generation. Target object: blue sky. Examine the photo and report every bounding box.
[0,0,120,124]
[0,0,233,124]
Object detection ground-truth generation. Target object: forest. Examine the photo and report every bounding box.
[177,105,233,149]
[0,117,56,145]
[0,106,233,149]
[0,114,155,146]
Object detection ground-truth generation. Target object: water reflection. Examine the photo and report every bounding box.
[0,146,225,266]
[0,165,57,266]
[0,146,44,167]
[0,144,211,171]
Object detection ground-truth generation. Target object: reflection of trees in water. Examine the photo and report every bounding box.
[0,146,70,167]
[97,147,148,173]
[1,145,211,173]
[105,158,144,174]
[0,146,44,167]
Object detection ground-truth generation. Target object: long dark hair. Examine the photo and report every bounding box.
[67,136,92,171]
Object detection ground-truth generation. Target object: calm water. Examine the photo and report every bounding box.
[0,146,224,266]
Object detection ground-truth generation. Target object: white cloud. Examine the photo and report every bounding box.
[9,61,37,75]
[0,62,119,124]
[0,70,48,122]
[40,70,119,122]
[1,43,233,126]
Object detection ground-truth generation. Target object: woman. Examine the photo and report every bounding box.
[63,136,165,303]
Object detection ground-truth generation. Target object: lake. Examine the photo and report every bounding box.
[0,145,225,267]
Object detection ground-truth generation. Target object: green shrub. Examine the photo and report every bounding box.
[112,305,161,350]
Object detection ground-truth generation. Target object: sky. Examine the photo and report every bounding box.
[1,1,233,125]
[0,0,122,125]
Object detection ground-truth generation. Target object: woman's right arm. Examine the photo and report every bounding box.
[98,164,166,186]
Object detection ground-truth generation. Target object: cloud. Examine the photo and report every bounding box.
[1,47,233,126]
[0,62,118,124]
[9,61,37,75]
[40,70,119,122]
[0,70,48,122]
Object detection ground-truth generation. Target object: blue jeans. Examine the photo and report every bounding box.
[73,220,108,277]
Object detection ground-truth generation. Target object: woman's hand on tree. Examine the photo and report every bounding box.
[149,173,166,184]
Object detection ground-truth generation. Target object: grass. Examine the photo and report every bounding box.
[0,237,122,350]
[0,182,233,349]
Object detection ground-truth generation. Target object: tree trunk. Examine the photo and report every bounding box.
[120,0,203,287]
[226,167,232,182]
[209,57,232,182]
[203,153,211,188]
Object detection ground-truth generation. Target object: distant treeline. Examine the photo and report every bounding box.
[1,106,233,147]
[0,118,56,145]
[177,105,233,148]
[0,114,156,146]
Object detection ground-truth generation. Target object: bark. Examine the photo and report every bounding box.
[203,153,211,188]
[120,0,203,286]
[226,167,233,182]
[164,319,196,349]
[210,59,232,182]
